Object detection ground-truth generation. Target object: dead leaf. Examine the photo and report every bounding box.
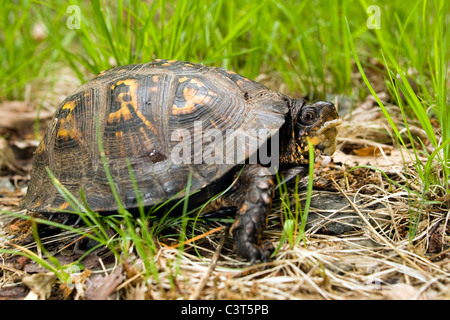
[428,224,449,254]
[22,272,57,300]
[11,139,40,150]
[84,265,125,300]
[0,137,22,172]
[0,101,53,132]
[354,146,392,157]
[60,268,92,299]
[16,256,29,270]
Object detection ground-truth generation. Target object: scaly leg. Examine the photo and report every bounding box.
[229,164,275,263]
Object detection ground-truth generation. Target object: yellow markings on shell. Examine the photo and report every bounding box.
[183,87,212,108]
[107,79,138,124]
[210,119,218,128]
[172,86,214,115]
[34,198,42,208]
[117,79,136,87]
[135,108,157,135]
[56,100,80,141]
[58,202,70,210]
[183,87,197,100]
[115,131,124,138]
[178,76,188,83]
[108,98,133,124]
[36,140,45,155]
[114,130,127,157]
[139,126,150,143]
[189,78,204,87]
[96,70,107,77]
[57,127,74,140]
[108,79,158,136]
[62,100,76,112]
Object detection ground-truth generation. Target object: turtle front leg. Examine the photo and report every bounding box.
[230,164,275,263]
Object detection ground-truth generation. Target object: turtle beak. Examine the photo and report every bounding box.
[310,101,342,156]
[313,101,340,123]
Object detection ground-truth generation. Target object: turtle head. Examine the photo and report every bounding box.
[281,99,342,166]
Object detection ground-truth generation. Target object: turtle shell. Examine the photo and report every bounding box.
[22,59,289,213]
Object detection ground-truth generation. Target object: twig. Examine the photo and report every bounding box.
[189,225,229,300]
[163,226,225,250]
[56,231,94,254]
[0,263,27,276]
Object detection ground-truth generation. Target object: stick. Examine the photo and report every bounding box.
[189,225,229,300]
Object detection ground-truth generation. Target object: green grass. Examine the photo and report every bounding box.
[275,139,315,253]
[2,1,447,101]
[0,0,387,99]
[347,0,449,241]
[0,0,77,100]
[0,0,48,100]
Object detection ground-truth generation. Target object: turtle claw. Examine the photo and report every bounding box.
[233,235,274,264]
[259,240,275,263]
[251,243,274,265]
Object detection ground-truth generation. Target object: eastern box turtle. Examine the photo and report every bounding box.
[22,59,341,262]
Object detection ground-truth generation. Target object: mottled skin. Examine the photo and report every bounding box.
[22,59,341,262]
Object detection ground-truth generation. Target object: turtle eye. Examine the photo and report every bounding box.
[300,108,317,125]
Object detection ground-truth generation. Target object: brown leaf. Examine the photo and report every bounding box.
[16,256,30,270]
[22,272,57,300]
[354,146,391,157]
[0,137,22,172]
[60,268,92,299]
[428,224,449,254]
[0,101,53,132]
[84,265,125,300]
